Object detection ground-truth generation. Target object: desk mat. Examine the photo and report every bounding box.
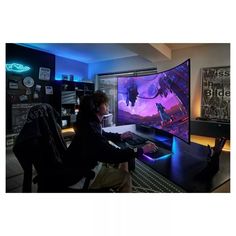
[132,159,186,193]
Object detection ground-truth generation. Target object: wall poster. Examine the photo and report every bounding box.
[39,67,51,81]
[201,66,230,122]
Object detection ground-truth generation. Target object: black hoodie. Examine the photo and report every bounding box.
[64,113,139,176]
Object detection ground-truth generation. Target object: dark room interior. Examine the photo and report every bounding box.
[6,43,230,193]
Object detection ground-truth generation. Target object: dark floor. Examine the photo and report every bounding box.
[6,147,23,192]
[6,147,37,192]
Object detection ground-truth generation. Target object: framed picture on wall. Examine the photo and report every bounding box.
[201,66,230,122]
[45,85,53,95]
[39,67,51,81]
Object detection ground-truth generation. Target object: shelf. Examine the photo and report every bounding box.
[58,81,94,128]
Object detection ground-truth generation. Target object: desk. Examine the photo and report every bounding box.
[103,125,230,193]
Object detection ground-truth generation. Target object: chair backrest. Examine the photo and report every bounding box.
[13,103,107,193]
[13,104,74,192]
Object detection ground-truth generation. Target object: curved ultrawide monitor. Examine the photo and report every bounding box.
[117,59,190,143]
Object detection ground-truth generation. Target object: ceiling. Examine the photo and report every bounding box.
[20,43,204,64]
[166,43,204,50]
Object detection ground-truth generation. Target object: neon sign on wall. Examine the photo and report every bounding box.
[6,63,31,73]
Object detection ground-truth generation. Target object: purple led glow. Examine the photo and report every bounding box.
[143,153,172,161]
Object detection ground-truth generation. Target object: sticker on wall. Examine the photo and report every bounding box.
[26,88,32,95]
[33,92,39,99]
[19,95,28,102]
[23,76,34,88]
[8,81,19,89]
[35,84,42,92]
[9,75,22,81]
[39,67,51,81]
[45,86,53,95]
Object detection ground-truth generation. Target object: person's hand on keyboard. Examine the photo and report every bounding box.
[142,141,158,154]
[120,131,133,140]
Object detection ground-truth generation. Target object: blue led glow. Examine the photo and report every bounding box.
[55,75,82,82]
[170,137,183,174]
[6,63,31,73]
[153,134,169,142]
[172,137,181,154]
[73,77,81,82]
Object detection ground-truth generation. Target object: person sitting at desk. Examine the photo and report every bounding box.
[64,90,157,192]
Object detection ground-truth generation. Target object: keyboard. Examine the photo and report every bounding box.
[125,133,147,146]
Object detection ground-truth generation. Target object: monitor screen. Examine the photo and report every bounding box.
[117,59,190,143]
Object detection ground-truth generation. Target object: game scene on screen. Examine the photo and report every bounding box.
[117,60,190,143]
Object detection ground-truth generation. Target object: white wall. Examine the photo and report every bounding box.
[88,56,155,80]
[155,44,230,118]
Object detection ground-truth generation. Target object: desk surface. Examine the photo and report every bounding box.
[104,125,230,193]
